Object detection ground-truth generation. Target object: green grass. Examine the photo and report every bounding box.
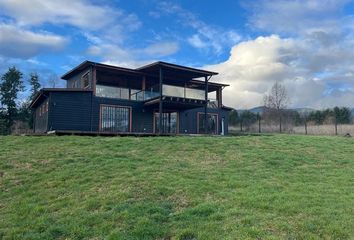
[0,135,353,239]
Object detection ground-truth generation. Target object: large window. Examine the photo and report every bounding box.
[96,85,130,100]
[100,105,131,132]
[198,113,218,134]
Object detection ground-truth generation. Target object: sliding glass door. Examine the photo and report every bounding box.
[100,105,131,132]
[198,113,218,134]
[154,112,178,134]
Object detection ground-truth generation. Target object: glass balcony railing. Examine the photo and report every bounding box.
[130,90,159,101]
[162,84,205,100]
[96,84,210,103]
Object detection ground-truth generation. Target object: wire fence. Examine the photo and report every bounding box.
[229,119,354,136]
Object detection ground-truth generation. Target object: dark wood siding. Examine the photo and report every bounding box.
[48,91,93,131]
[44,92,229,134]
[66,67,91,89]
[34,99,49,133]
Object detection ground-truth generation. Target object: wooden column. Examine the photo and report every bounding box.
[216,88,222,108]
[159,67,163,134]
[142,76,146,91]
[204,76,208,134]
[92,65,97,95]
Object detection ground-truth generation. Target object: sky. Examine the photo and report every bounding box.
[0,0,354,109]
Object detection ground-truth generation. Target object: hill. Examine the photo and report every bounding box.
[237,106,315,115]
[1,135,353,239]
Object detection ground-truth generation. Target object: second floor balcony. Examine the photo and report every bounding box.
[96,84,217,103]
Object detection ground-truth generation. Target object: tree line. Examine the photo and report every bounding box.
[229,107,352,129]
[0,67,41,135]
[229,81,352,133]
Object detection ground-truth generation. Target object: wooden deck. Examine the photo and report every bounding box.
[22,130,215,137]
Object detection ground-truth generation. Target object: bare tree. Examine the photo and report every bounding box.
[47,73,61,88]
[263,81,289,132]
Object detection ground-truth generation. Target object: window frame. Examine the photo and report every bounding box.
[81,71,90,89]
[99,104,132,132]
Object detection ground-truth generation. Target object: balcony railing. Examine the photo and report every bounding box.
[162,84,205,100]
[96,84,216,105]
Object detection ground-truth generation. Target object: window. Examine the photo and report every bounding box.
[198,113,218,134]
[100,105,131,132]
[82,72,90,89]
[154,112,178,134]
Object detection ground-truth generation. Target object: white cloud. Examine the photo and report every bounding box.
[154,1,241,54]
[203,0,354,109]
[206,35,354,109]
[143,42,179,57]
[0,24,67,59]
[87,41,179,67]
[188,34,207,49]
[0,0,141,31]
[0,0,143,64]
[246,0,352,35]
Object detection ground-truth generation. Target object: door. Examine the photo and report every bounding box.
[197,113,218,134]
[154,112,178,134]
[100,105,131,132]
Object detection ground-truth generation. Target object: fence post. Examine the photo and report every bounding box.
[304,119,307,135]
[258,114,261,133]
[240,119,243,132]
[335,117,338,135]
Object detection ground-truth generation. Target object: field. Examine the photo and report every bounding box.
[0,135,353,239]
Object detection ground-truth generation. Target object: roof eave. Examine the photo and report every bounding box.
[136,61,218,76]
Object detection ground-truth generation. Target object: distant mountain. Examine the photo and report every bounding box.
[236,107,354,116]
[237,106,315,114]
[237,106,265,114]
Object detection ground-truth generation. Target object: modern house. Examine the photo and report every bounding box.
[29,61,231,135]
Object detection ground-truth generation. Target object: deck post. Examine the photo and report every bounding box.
[204,76,208,134]
[159,66,163,134]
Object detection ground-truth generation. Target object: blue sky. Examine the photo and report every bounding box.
[0,0,354,108]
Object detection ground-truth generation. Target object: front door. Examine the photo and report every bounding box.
[154,112,178,134]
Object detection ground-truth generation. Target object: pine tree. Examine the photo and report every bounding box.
[29,72,41,100]
[0,67,24,133]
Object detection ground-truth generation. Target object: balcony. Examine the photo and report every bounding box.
[95,83,219,109]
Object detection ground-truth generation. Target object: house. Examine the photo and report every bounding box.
[29,61,232,135]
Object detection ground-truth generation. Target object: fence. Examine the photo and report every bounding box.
[230,118,354,136]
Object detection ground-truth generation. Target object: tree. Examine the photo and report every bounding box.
[333,107,352,124]
[228,109,239,126]
[308,110,326,125]
[240,110,257,131]
[0,67,24,133]
[29,72,41,100]
[263,81,289,132]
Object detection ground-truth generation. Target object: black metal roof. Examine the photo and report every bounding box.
[61,61,142,80]
[136,61,218,79]
[61,60,218,80]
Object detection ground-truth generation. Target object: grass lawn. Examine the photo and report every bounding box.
[0,135,353,239]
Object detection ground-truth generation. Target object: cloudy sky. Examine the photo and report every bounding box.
[0,0,354,109]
